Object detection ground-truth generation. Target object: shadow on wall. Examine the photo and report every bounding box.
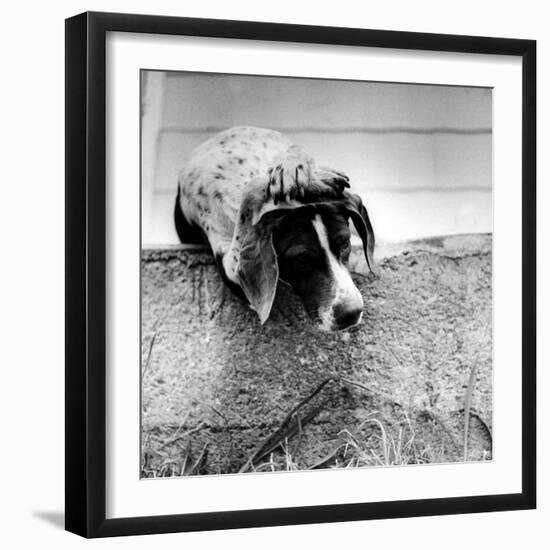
[141,71,492,246]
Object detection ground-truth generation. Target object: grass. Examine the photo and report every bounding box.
[141,369,492,478]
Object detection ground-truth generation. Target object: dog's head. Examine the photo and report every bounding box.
[237,192,377,331]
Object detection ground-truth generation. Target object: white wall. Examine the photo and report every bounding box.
[143,72,492,245]
[2,1,547,550]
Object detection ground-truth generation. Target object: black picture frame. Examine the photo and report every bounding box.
[65,11,536,538]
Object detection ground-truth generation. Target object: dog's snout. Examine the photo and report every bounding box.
[332,303,363,330]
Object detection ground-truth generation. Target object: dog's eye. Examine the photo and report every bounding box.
[285,250,319,272]
[291,253,316,266]
[339,240,351,260]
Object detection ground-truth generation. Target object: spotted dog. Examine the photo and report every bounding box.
[174,126,377,331]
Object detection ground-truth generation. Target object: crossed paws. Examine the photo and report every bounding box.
[266,145,350,204]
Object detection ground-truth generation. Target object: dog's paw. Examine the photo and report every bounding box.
[266,146,314,204]
[314,166,351,196]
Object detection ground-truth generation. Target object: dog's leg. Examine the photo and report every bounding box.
[266,145,350,203]
[174,187,209,245]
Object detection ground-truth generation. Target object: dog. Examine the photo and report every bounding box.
[174,126,377,331]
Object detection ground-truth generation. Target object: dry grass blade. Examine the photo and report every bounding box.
[339,377,402,408]
[239,377,335,473]
[290,415,303,457]
[248,399,329,471]
[143,333,157,374]
[178,439,191,476]
[158,411,191,450]
[360,418,390,464]
[463,362,478,461]
[188,443,209,475]
[309,446,343,470]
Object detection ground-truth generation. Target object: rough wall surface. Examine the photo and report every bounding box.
[141,235,492,476]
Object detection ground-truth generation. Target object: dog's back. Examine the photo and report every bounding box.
[175,127,292,244]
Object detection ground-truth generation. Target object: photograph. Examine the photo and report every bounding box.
[1,0,542,545]
[140,70,493,478]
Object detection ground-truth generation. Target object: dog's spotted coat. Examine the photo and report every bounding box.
[175,126,377,331]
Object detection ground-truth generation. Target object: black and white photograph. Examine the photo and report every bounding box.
[140,71,493,478]
[0,1,542,545]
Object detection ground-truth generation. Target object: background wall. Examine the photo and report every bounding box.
[142,71,492,245]
[0,1,547,549]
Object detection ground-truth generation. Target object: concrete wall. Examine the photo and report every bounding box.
[142,71,492,246]
[141,236,493,473]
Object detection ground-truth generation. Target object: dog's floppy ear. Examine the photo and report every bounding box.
[343,192,378,276]
[237,209,289,324]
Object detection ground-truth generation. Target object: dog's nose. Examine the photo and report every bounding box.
[332,304,363,330]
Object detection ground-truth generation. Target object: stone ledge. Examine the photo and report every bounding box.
[141,234,492,475]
